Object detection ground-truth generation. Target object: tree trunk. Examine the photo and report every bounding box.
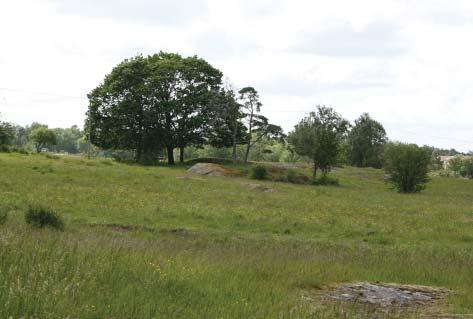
[312,161,318,180]
[232,143,237,165]
[232,119,238,164]
[244,117,253,164]
[179,146,184,163]
[244,142,251,164]
[167,146,175,165]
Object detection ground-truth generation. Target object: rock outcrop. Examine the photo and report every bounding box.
[187,163,230,177]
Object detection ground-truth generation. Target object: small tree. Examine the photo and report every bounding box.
[460,158,473,179]
[29,127,57,153]
[0,121,14,147]
[288,106,349,179]
[347,113,386,168]
[238,87,284,164]
[448,156,463,176]
[384,143,431,193]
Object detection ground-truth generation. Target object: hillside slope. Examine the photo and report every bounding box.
[1,153,472,318]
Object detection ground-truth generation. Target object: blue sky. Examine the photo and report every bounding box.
[0,0,472,151]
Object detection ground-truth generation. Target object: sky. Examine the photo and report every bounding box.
[0,0,472,152]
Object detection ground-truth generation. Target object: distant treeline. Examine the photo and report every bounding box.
[0,52,469,168]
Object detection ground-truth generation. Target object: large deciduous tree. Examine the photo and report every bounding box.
[87,56,154,162]
[347,113,387,168]
[288,106,349,179]
[87,52,223,164]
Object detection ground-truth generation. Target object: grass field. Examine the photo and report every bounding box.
[1,153,473,318]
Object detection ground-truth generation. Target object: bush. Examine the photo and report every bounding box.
[251,165,267,180]
[111,150,136,163]
[384,143,431,193]
[286,169,298,183]
[448,156,464,176]
[283,169,310,184]
[312,174,339,186]
[11,147,29,154]
[0,207,8,225]
[460,158,473,179]
[0,145,11,153]
[25,205,65,230]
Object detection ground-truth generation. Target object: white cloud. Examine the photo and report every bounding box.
[0,0,472,151]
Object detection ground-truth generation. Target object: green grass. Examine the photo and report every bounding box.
[1,153,473,318]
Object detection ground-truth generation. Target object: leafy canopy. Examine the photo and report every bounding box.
[347,113,386,168]
[87,52,223,164]
[29,127,57,153]
[288,105,349,178]
[384,143,431,193]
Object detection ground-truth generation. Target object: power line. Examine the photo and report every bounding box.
[395,128,472,145]
[0,87,85,100]
[0,86,470,146]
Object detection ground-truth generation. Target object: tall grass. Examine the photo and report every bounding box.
[0,153,473,317]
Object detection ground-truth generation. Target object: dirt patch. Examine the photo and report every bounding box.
[303,282,452,317]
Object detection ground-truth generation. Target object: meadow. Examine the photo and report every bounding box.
[1,153,473,318]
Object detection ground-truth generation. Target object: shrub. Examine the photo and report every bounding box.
[460,158,473,179]
[448,156,464,176]
[251,165,267,180]
[284,169,310,184]
[11,147,29,154]
[112,150,136,163]
[25,205,65,230]
[312,174,339,186]
[286,169,298,183]
[384,143,431,193]
[0,207,8,225]
[0,145,11,153]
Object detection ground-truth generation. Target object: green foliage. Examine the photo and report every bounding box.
[429,151,444,171]
[238,87,285,164]
[185,140,297,164]
[251,165,267,180]
[206,87,247,164]
[449,156,464,176]
[87,52,223,164]
[0,120,15,147]
[288,105,349,179]
[25,205,65,230]
[384,143,431,193]
[53,125,83,153]
[285,169,298,183]
[29,127,57,153]
[460,158,473,179]
[347,113,386,168]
